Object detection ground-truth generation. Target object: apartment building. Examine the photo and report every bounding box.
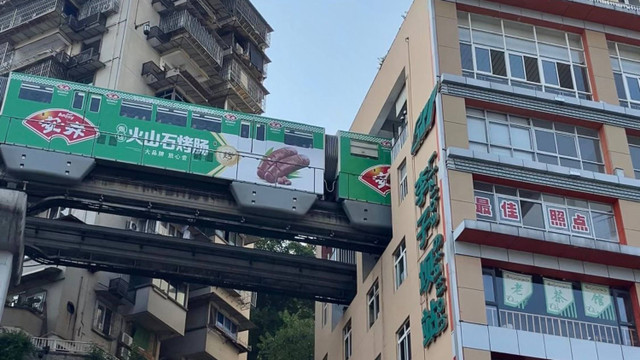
[0,0,270,358]
[316,1,640,360]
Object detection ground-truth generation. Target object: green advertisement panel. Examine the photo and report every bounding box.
[337,131,392,205]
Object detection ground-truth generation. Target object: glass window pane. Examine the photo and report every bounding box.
[470,142,488,152]
[90,96,101,112]
[611,58,621,72]
[506,37,536,54]
[490,146,511,157]
[615,73,628,100]
[537,153,558,165]
[483,273,495,303]
[495,185,517,196]
[470,13,502,32]
[533,119,553,129]
[509,54,526,79]
[556,134,577,157]
[536,27,566,46]
[590,202,613,213]
[559,158,581,169]
[460,43,474,70]
[539,43,570,61]
[524,56,540,83]
[542,60,559,86]
[535,130,557,153]
[621,59,640,76]
[626,76,640,101]
[522,201,545,228]
[474,31,504,47]
[616,294,631,324]
[593,213,617,241]
[468,118,487,143]
[582,162,604,173]
[72,92,84,109]
[578,137,602,162]
[568,33,583,49]
[504,21,534,39]
[519,190,541,200]
[489,123,510,146]
[459,27,471,42]
[491,50,507,76]
[476,48,491,73]
[513,150,534,160]
[543,194,565,205]
[557,62,574,89]
[630,145,640,170]
[573,65,588,92]
[555,123,575,133]
[566,198,588,208]
[576,126,598,138]
[510,126,532,150]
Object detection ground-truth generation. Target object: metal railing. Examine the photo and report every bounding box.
[223,58,265,110]
[595,0,640,10]
[78,0,120,20]
[30,337,116,358]
[160,10,224,68]
[487,306,639,347]
[391,127,407,161]
[329,248,356,265]
[0,0,63,34]
[221,0,271,46]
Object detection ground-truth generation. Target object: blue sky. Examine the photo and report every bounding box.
[251,0,413,135]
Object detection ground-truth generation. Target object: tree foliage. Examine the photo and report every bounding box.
[0,331,36,360]
[248,239,315,360]
[256,310,314,360]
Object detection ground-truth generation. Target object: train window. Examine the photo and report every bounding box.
[18,82,53,104]
[191,112,222,132]
[156,107,187,127]
[72,91,85,109]
[120,100,152,121]
[241,122,251,138]
[284,129,314,148]
[350,140,378,159]
[89,96,101,112]
[256,124,265,141]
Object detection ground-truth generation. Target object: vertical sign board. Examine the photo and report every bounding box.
[412,85,448,347]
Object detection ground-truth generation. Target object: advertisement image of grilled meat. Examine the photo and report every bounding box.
[257,147,310,185]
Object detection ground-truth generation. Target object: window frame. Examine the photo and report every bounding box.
[18,82,54,104]
[458,11,590,99]
[610,41,640,109]
[398,160,408,202]
[394,241,407,290]
[367,280,380,327]
[396,319,411,360]
[343,320,352,360]
[93,301,113,336]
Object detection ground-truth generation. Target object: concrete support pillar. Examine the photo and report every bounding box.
[0,189,27,322]
[583,30,618,105]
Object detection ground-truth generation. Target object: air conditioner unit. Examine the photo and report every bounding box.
[119,332,134,347]
[125,221,138,231]
[118,347,131,360]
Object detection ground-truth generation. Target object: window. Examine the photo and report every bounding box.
[152,278,188,306]
[89,95,101,112]
[473,181,618,242]
[610,41,640,109]
[398,161,408,202]
[93,302,113,336]
[192,112,222,132]
[458,12,590,99]
[284,129,314,148]
[241,122,251,138]
[120,100,152,121]
[351,140,379,159]
[156,88,188,103]
[322,302,328,327]
[483,267,639,346]
[343,320,352,360]
[368,280,380,327]
[628,135,640,178]
[397,319,411,360]
[467,108,604,172]
[18,82,54,103]
[8,291,46,312]
[72,91,85,109]
[394,241,407,289]
[156,107,187,127]
[256,123,266,141]
[211,307,238,339]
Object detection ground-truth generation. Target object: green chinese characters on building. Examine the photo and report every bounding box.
[411,85,438,155]
[415,150,447,348]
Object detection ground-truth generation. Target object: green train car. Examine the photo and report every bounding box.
[0,72,391,208]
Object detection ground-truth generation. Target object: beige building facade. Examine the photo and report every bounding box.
[0,0,269,359]
[316,1,640,360]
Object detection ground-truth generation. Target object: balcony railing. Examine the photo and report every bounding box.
[222,58,266,111]
[221,0,271,47]
[0,0,63,34]
[329,249,356,265]
[487,306,639,347]
[78,0,120,20]
[30,337,116,358]
[159,10,224,69]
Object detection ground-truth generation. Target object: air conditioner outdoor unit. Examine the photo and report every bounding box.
[120,332,134,347]
[118,347,131,360]
[125,221,138,231]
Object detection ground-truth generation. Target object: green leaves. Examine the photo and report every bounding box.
[0,331,36,360]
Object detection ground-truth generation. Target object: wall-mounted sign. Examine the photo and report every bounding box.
[411,86,438,155]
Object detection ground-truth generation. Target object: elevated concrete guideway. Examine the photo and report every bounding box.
[19,165,390,254]
[23,217,357,304]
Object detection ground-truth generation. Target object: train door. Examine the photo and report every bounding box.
[237,120,252,155]
[252,122,267,156]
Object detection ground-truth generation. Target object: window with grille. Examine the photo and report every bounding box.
[458,11,590,99]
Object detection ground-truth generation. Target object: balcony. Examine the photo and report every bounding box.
[96,277,135,305]
[218,0,272,48]
[127,285,187,339]
[0,307,44,336]
[15,53,70,80]
[141,60,212,105]
[214,57,267,114]
[221,32,269,81]
[66,47,104,80]
[148,10,225,76]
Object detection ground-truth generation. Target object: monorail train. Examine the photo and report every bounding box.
[0,72,392,207]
